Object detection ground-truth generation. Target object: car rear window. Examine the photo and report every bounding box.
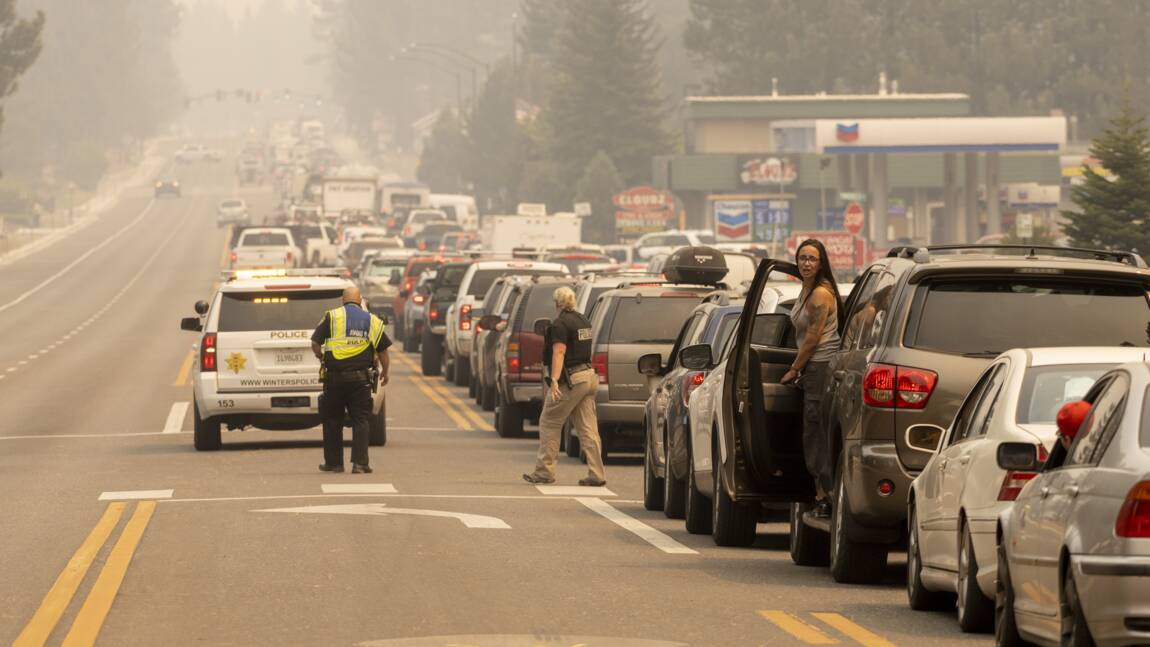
[695,232,716,244]
[218,290,342,332]
[1016,364,1111,424]
[239,232,290,246]
[519,283,576,327]
[406,259,439,278]
[608,295,703,343]
[467,269,566,297]
[221,200,243,208]
[366,260,407,278]
[438,265,468,288]
[910,279,1150,355]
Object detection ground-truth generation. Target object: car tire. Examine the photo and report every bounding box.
[642,426,664,511]
[663,427,686,519]
[369,398,387,447]
[495,398,524,438]
[481,383,496,412]
[829,461,888,584]
[403,332,418,353]
[454,355,470,387]
[420,331,442,376]
[907,505,952,610]
[1061,565,1094,647]
[684,444,712,535]
[711,439,756,547]
[193,403,222,451]
[789,502,830,566]
[995,543,1028,647]
[442,349,455,382]
[564,421,580,457]
[957,521,994,632]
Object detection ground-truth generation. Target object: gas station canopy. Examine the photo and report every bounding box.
[815,117,1067,155]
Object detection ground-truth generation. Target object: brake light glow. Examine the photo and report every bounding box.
[507,356,521,373]
[459,304,472,331]
[230,252,237,263]
[592,352,608,384]
[429,305,439,322]
[286,252,293,264]
[997,470,1038,502]
[1116,481,1150,538]
[413,294,426,305]
[682,371,706,405]
[862,363,937,409]
[507,333,520,374]
[200,333,217,371]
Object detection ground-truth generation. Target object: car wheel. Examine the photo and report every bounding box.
[995,543,1028,647]
[957,521,994,632]
[683,443,712,535]
[564,421,580,457]
[1061,565,1094,647]
[193,402,222,451]
[403,332,418,353]
[495,397,523,438]
[471,373,481,402]
[711,437,756,547]
[454,356,470,387]
[481,383,496,412]
[829,460,888,584]
[789,502,830,566]
[642,424,664,511]
[907,505,951,609]
[420,330,442,376]
[442,349,455,382]
[369,398,387,447]
[663,426,686,519]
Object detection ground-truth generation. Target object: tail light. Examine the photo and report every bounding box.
[1116,481,1150,538]
[403,277,416,292]
[429,305,439,322]
[459,304,471,331]
[230,252,237,264]
[682,371,705,405]
[286,251,293,264]
[418,241,427,251]
[200,333,217,372]
[997,470,1038,501]
[506,334,520,374]
[862,363,937,409]
[592,352,608,384]
[413,293,426,305]
[403,225,412,238]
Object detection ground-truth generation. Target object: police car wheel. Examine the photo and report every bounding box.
[369,399,387,447]
[193,403,222,451]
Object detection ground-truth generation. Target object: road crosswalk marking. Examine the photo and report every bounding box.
[536,485,615,496]
[575,497,697,555]
[321,483,397,494]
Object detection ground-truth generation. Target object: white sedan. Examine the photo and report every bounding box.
[907,347,1146,633]
[997,360,1150,646]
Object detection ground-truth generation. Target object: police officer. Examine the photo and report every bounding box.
[311,286,391,474]
[522,287,606,486]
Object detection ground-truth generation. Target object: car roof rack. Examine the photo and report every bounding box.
[221,268,352,281]
[887,244,1148,268]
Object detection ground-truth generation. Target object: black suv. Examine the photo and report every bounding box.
[419,261,470,376]
[721,245,1150,583]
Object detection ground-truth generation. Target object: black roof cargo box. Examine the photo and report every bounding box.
[663,245,729,285]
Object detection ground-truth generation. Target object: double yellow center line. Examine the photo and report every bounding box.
[759,610,897,646]
[393,353,489,431]
[15,501,157,647]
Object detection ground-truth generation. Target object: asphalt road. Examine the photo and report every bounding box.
[0,150,992,647]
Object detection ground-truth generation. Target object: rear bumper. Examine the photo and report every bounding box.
[597,401,645,427]
[843,440,912,540]
[509,382,544,404]
[194,378,321,430]
[1074,556,1150,644]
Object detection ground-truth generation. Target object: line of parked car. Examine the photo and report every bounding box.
[409,242,1150,646]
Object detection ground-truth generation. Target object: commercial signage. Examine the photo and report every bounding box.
[614,186,674,239]
[843,202,865,236]
[786,230,868,269]
[714,200,751,242]
[738,156,798,188]
[836,123,860,142]
[814,117,1067,154]
[752,200,790,242]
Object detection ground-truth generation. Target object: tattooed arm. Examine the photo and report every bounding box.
[782,286,834,384]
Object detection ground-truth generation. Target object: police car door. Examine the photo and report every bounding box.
[721,259,814,502]
[213,288,339,394]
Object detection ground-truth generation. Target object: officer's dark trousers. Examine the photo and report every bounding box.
[321,371,372,467]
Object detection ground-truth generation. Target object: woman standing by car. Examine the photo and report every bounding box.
[781,239,843,516]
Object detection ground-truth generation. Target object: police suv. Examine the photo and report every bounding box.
[179,269,386,451]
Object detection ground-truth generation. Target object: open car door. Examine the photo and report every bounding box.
[719,259,816,503]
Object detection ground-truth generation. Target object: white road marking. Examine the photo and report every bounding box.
[536,485,616,497]
[17,360,26,366]
[162,402,190,434]
[254,503,511,529]
[0,200,155,315]
[27,354,38,360]
[99,489,174,501]
[161,493,575,504]
[320,483,397,494]
[6,367,16,372]
[575,497,698,555]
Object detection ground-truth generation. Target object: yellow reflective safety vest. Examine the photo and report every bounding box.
[324,304,385,360]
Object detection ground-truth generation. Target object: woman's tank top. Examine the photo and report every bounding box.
[789,283,840,363]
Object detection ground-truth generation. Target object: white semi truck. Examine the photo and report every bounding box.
[480,214,582,253]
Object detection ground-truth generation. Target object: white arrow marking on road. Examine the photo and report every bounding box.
[163,402,190,434]
[254,503,511,529]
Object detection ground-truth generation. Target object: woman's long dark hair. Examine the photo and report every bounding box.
[795,238,845,328]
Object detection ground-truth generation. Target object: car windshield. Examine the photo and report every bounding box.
[910,279,1150,354]
[1016,364,1111,425]
[217,290,342,332]
[467,268,566,297]
[608,295,703,343]
[239,232,290,246]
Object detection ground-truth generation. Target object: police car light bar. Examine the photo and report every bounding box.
[222,268,352,281]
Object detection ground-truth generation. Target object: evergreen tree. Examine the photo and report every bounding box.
[540,0,669,203]
[574,150,624,244]
[1062,96,1150,252]
[0,0,42,137]
[416,108,467,193]
[464,65,528,214]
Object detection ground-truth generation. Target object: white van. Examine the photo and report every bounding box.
[429,194,479,232]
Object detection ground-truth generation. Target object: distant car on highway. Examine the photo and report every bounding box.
[154,179,181,198]
[175,144,222,163]
[216,199,249,227]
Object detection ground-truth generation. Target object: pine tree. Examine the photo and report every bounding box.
[540,0,669,203]
[416,108,467,194]
[574,151,624,244]
[1062,95,1150,253]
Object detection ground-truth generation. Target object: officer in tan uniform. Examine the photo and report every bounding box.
[523,287,607,486]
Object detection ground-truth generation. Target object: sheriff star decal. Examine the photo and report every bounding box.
[225,352,246,374]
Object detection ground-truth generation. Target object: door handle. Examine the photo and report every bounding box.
[938,458,948,471]
[956,456,970,465]
[832,370,846,381]
[1067,485,1080,498]
[1040,486,1050,498]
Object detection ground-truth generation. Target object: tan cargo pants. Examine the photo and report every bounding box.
[531,368,606,482]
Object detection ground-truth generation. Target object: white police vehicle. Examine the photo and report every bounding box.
[180,269,386,451]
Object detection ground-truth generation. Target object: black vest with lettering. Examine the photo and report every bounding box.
[552,309,593,367]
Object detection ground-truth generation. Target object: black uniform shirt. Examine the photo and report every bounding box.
[310,304,392,371]
[550,309,593,368]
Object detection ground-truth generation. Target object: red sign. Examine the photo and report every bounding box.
[843,202,865,236]
[787,231,868,269]
[612,186,671,212]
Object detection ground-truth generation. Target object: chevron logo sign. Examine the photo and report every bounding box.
[714,201,751,241]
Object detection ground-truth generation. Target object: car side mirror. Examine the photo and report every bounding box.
[997,442,1041,472]
[533,318,550,336]
[180,316,203,332]
[637,353,663,376]
[399,289,410,298]
[389,273,402,286]
[194,300,209,315]
[679,344,713,370]
[478,314,501,330]
[906,425,944,453]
